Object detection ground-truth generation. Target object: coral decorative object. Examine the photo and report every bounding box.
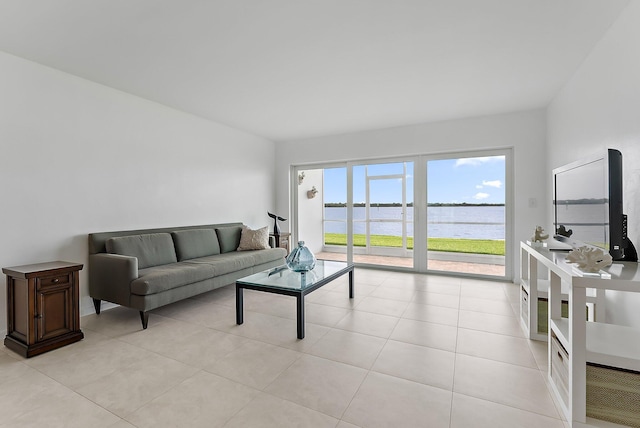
[531,226,549,242]
[566,246,613,273]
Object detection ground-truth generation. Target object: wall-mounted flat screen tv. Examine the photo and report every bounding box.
[553,148,635,261]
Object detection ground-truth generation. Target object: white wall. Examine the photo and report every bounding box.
[296,168,324,254]
[0,51,276,334]
[276,109,548,281]
[547,2,640,327]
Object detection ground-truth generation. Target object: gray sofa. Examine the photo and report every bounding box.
[88,223,286,329]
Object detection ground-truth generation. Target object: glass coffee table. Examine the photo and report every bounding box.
[235,260,354,339]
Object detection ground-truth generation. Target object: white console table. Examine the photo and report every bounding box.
[520,242,640,427]
[520,242,604,341]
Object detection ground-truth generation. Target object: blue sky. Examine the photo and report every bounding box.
[323,156,505,204]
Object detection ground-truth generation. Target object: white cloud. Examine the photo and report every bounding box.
[482,180,502,188]
[473,192,490,200]
[475,185,483,189]
[455,156,504,167]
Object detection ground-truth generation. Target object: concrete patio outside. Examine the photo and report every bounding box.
[316,251,505,276]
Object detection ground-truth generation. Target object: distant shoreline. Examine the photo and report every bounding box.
[324,202,505,208]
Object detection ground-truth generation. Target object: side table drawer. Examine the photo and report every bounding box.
[37,273,71,289]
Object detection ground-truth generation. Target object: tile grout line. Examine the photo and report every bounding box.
[449,276,463,427]
[3,271,567,427]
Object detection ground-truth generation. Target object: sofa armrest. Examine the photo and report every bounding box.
[89,253,138,307]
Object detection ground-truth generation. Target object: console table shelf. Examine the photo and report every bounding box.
[520,242,640,427]
[520,242,602,342]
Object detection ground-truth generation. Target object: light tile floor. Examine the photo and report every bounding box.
[0,269,569,428]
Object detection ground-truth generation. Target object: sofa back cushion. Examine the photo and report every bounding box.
[171,228,221,261]
[106,233,177,269]
[215,226,242,253]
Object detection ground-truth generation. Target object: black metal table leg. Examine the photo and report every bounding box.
[236,283,244,325]
[296,295,305,339]
[349,268,354,298]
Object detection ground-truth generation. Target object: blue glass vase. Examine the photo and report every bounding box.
[286,241,316,272]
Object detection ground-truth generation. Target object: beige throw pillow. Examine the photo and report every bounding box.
[237,225,270,251]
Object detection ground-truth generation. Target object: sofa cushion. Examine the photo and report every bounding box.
[185,251,256,276]
[215,226,242,253]
[237,225,269,251]
[250,247,287,265]
[106,233,177,269]
[186,248,285,275]
[171,228,220,261]
[131,262,215,295]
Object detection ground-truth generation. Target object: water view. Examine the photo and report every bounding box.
[324,205,505,240]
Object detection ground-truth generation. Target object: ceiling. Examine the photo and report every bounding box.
[0,0,629,142]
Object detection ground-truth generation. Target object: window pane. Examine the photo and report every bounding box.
[426,155,505,276]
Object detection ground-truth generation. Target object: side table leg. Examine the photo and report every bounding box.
[349,269,354,298]
[296,295,305,339]
[236,284,244,325]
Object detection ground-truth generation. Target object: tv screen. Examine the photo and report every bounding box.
[553,148,632,261]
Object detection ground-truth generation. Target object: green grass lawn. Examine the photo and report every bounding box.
[324,233,505,256]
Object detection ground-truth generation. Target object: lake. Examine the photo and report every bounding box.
[324,206,505,240]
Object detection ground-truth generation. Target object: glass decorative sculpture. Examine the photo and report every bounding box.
[286,241,316,272]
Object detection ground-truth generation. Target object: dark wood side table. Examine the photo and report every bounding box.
[270,232,291,254]
[3,261,84,358]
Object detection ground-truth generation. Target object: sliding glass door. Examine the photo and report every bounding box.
[425,154,507,276]
[353,162,414,268]
[293,149,510,279]
[298,160,413,269]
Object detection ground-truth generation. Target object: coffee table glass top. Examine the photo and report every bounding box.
[236,260,352,292]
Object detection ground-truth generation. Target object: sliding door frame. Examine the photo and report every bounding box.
[420,147,513,280]
[291,147,513,281]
